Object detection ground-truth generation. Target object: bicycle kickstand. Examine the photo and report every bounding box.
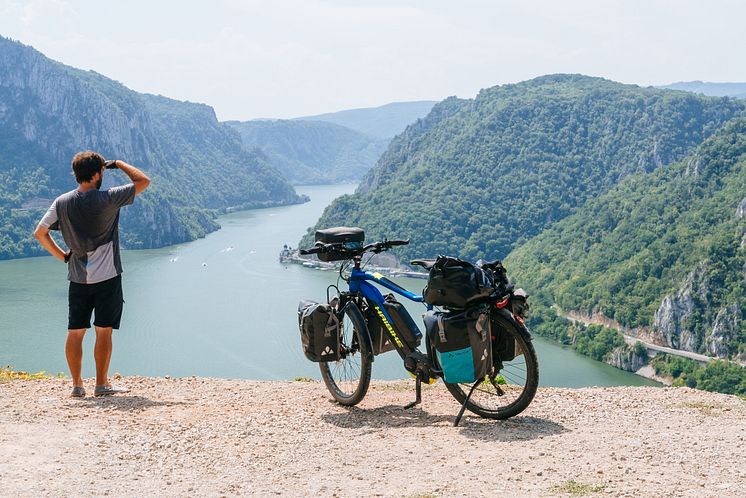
[454,378,484,427]
[403,371,423,410]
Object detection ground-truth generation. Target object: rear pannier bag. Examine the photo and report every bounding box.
[477,260,512,297]
[491,314,517,362]
[314,227,365,262]
[423,256,494,309]
[298,299,341,362]
[424,307,492,384]
[509,288,529,319]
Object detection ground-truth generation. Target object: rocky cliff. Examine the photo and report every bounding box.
[0,36,304,258]
[653,263,743,360]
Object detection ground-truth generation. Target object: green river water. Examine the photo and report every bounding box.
[0,184,657,387]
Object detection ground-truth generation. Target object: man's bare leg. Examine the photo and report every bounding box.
[65,328,87,388]
[94,326,113,387]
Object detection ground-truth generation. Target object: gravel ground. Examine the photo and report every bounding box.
[1,377,745,497]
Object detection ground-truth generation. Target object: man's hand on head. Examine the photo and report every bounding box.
[104,160,118,170]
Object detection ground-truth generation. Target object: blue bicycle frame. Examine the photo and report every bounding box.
[347,266,433,358]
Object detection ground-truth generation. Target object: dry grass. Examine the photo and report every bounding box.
[672,401,726,416]
[0,366,61,383]
[549,479,607,496]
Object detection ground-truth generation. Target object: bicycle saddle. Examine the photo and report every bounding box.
[410,259,436,270]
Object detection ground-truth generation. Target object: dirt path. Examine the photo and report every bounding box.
[1,377,745,497]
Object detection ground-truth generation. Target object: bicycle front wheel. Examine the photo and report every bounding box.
[319,302,372,406]
[443,311,539,420]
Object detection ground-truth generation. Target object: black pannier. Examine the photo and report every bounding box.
[477,259,512,297]
[298,300,341,362]
[492,289,529,362]
[314,227,365,262]
[381,294,422,350]
[491,313,517,361]
[490,289,529,362]
[424,307,492,384]
[509,288,529,319]
[366,294,422,354]
[423,256,494,309]
[365,304,395,355]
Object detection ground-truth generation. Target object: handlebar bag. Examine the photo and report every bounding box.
[298,300,341,362]
[315,226,365,244]
[425,307,492,384]
[423,256,494,309]
[314,227,365,262]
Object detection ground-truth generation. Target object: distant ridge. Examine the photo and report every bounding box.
[226,119,388,184]
[660,81,746,99]
[295,100,437,139]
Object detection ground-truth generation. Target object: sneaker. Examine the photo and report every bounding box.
[71,386,86,398]
[94,385,129,397]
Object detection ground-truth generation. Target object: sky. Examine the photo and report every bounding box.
[1,0,745,121]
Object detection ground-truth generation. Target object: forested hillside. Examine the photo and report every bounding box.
[0,36,304,259]
[506,118,746,363]
[295,100,436,139]
[303,75,745,260]
[226,119,387,184]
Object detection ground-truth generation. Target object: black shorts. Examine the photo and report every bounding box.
[68,275,124,330]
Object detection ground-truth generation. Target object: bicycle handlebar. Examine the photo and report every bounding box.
[299,239,409,257]
[298,247,321,255]
[363,239,409,253]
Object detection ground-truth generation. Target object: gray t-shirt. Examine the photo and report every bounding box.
[39,184,136,284]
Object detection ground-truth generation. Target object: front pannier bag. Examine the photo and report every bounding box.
[298,300,341,362]
[366,305,395,355]
[381,294,422,349]
[425,307,492,384]
[366,294,423,354]
[423,256,494,309]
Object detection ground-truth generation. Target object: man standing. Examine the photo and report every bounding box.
[34,151,150,398]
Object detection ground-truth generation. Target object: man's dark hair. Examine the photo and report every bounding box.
[71,151,105,184]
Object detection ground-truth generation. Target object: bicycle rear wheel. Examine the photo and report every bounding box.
[319,302,372,406]
[443,311,539,420]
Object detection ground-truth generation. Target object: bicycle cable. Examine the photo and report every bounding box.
[361,252,376,269]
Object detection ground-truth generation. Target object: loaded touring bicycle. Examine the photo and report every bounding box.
[298,227,538,425]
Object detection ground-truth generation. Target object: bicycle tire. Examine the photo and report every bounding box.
[319,302,372,406]
[443,312,539,420]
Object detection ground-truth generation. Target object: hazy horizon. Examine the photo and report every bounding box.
[2,0,745,120]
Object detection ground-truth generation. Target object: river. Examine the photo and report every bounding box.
[0,184,657,387]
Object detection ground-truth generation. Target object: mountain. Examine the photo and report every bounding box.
[295,100,437,139]
[506,118,746,363]
[302,75,746,262]
[226,119,388,184]
[0,36,305,259]
[660,81,746,99]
